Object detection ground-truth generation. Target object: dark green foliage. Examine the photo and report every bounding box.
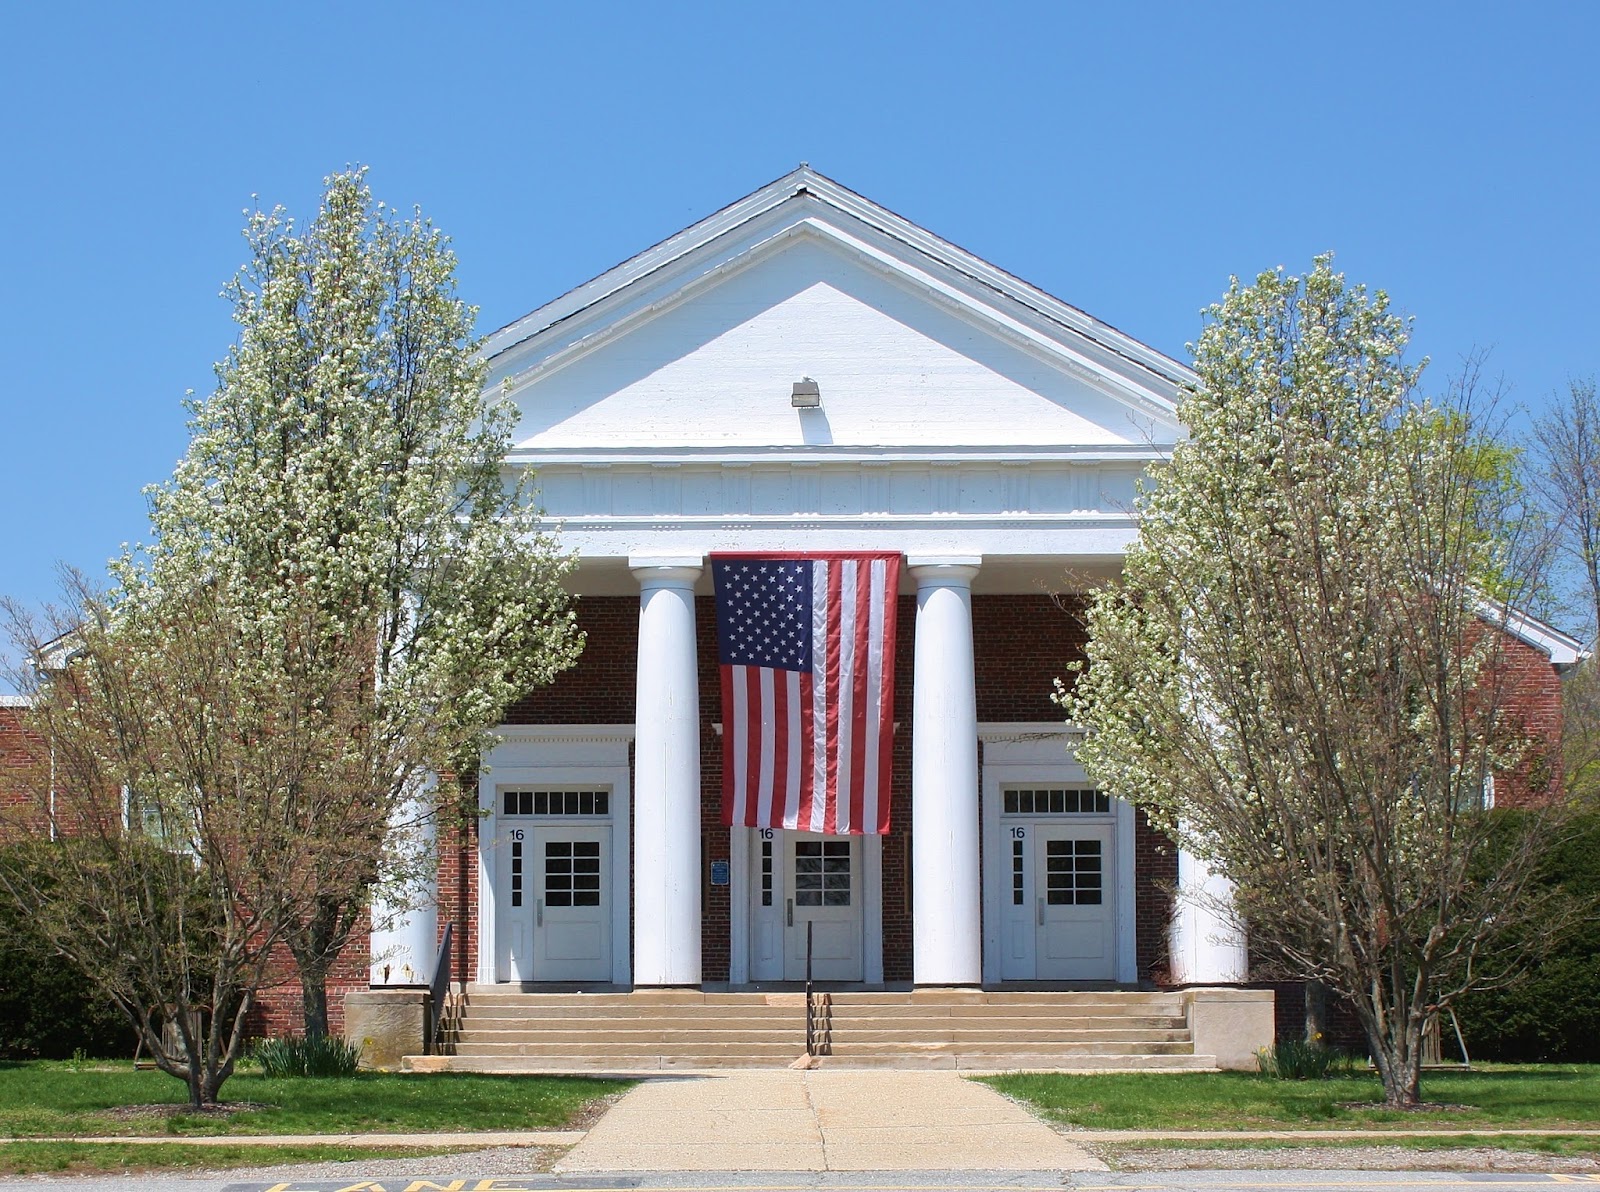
[1256,1039,1359,1080]
[0,846,135,1060]
[1455,813,1600,1062]
[251,1036,363,1078]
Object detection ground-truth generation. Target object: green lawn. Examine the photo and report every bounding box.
[0,1142,484,1177]
[1104,1135,1600,1157]
[0,1061,629,1138]
[981,1065,1600,1131]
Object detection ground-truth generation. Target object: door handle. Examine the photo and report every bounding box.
[786,898,793,927]
[536,898,544,927]
[1037,897,1044,927]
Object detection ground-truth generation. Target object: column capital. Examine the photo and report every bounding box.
[907,556,982,587]
[629,556,704,589]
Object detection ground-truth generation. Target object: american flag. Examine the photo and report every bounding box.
[711,553,901,835]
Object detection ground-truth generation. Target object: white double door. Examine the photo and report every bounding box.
[749,831,865,982]
[496,822,612,983]
[1001,821,1116,981]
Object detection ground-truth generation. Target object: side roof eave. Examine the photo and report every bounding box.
[482,166,1195,406]
[1479,601,1590,671]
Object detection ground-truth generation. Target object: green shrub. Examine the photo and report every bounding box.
[1256,1038,1357,1080]
[252,1034,363,1078]
[1454,812,1600,1063]
[0,845,136,1060]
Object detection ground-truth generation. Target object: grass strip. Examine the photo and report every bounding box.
[0,1061,627,1138]
[982,1064,1600,1131]
[0,1142,484,1176]
[1092,1135,1600,1157]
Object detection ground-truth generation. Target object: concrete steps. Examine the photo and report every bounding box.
[406,988,1219,1074]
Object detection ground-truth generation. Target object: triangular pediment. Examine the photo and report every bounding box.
[486,168,1190,457]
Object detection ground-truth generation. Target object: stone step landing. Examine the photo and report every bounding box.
[405,988,1244,1074]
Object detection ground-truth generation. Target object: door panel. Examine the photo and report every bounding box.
[1035,825,1114,980]
[497,828,535,982]
[496,822,611,982]
[784,834,863,981]
[534,828,610,980]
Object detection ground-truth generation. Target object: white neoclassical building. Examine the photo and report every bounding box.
[368,167,1269,995]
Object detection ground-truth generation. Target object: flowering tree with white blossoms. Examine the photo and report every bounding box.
[116,168,583,1040]
[1064,257,1562,1108]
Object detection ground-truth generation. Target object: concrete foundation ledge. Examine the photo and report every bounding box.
[344,988,428,1071]
[1182,986,1275,1070]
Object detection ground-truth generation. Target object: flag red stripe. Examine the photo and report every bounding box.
[848,559,871,837]
[875,557,900,833]
[797,670,814,831]
[720,665,739,826]
[746,667,765,828]
[771,667,790,827]
[823,560,844,834]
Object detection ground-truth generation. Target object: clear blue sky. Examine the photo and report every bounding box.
[3,1,1597,641]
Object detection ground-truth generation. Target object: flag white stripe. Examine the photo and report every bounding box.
[786,668,802,829]
[808,559,829,834]
[731,666,750,826]
[835,558,858,833]
[864,558,886,832]
[757,667,776,828]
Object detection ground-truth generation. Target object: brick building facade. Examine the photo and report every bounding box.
[0,169,1584,1046]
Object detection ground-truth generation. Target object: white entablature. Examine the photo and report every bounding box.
[483,167,1194,568]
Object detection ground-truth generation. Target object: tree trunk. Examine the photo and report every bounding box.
[302,977,330,1042]
[1303,979,1329,1043]
[1368,1023,1423,1109]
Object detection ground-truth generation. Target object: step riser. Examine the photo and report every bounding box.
[439,990,1199,1072]
[455,1030,1189,1046]
[410,1054,1219,1074]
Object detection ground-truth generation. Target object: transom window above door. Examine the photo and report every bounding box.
[1003,787,1110,815]
[502,789,610,817]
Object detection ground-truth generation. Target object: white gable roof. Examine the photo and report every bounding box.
[485,167,1190,455]
[485,168,1192,576]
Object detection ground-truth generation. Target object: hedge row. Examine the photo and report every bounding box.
[1453,811,1600,1062]
[0,845,136,1060]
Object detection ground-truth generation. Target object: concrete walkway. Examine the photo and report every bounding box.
[554,1069,1107,1172]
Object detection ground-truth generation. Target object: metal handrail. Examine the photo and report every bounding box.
[804,920,816,1057]
[428,921,455,1054]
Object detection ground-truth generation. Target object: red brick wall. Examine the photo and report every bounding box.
[248,593,1572,1027]
[1135,810,1177,983]
[0,703,48,836]
[1485,630,1565,807]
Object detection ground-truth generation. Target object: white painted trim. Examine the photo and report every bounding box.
[728,825,751,985]
[1475,600,1588,669]
[483,168,1192,399]
[978,725,1135,985]
[978,721,1084,742]
[497,217,1183,426]
[0,695,33,707]
[731,826,882,987]
[487,724,636,745]
[476,728,634,985]
[864,832,885,985]
[510,444,1167,465]
[1113,797,1138,984]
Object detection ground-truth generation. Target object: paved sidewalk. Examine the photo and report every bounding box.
[554,1069,1107,1172]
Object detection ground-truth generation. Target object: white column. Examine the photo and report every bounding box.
[370,777,439,986]
[630,557,703,987]
[1169,846,1248,984]
[909,556,982,986]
